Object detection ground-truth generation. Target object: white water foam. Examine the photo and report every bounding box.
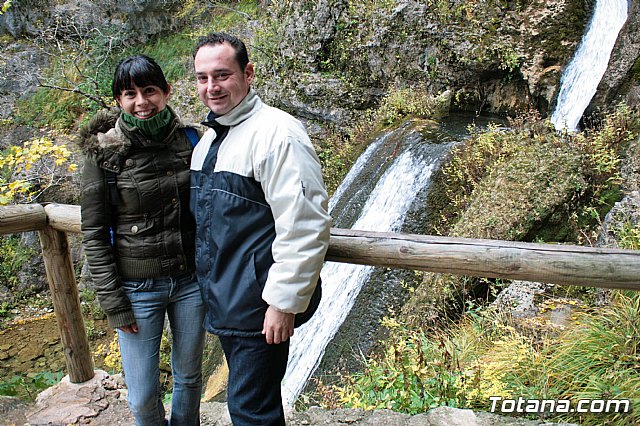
[282,149,438,406]
[551,0,628,132]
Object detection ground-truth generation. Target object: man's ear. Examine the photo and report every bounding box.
[245,63,255,84]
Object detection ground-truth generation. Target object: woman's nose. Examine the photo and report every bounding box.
[135,92,147,104]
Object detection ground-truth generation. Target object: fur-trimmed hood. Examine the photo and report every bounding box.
[77,107,132,173]
[77,107,124,154]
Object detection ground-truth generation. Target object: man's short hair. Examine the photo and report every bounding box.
[193,32,249,71]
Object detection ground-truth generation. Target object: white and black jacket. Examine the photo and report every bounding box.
[190,89,331,336]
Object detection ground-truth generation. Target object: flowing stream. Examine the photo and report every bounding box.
[551,0,628,131]
[281,116,497,406]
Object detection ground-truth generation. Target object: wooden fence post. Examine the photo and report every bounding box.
[37,225,94,383]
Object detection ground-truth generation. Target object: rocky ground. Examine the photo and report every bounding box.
[0,370,576,426]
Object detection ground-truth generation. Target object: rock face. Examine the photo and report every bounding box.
[2,0,638,126]
[0,0,183,41]
[256,0,608,125]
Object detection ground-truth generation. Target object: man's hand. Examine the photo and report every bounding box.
[118,323,139,334]
[262,306,294,344]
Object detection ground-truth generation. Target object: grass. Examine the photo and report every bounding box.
[324,291,640,425]
[0,371,64,401]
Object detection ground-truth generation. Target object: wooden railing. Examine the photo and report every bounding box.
[2,203,640,383]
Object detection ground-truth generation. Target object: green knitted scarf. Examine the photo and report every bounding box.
[121,107,173,140]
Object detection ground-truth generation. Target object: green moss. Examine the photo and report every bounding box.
[631,56,640,82]
[452,140,586,241]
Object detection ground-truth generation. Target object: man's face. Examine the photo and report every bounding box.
[194,42,254,116]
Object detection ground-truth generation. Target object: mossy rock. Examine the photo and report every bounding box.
[452,141,586,241]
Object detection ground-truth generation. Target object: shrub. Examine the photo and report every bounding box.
[0,371,64,400]
[0,137,77,205]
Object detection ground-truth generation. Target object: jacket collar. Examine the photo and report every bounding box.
[203,88,261,128]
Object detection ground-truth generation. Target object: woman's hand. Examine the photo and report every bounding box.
[118,323,139,334]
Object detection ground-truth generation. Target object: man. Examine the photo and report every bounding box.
[190,32,331,425]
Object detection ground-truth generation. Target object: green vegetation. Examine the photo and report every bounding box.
[433,105,638,243]
[0,137,77,205]
[0,371,64,400]
[329,290,640,425]
[611,220,640,250]
[317,86,441,193]
[0,0,11,14]
[0,235,37,319]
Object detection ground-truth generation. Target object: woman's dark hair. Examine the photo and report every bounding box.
[112,55,169,99]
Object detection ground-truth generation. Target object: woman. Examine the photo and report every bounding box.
[79,55,205,426]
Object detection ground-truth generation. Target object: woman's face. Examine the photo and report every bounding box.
[116,83,171,119]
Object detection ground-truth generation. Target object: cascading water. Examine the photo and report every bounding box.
[281,119,460,406]
[551,0,628,132]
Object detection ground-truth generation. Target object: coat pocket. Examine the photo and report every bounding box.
[116,215,154,236]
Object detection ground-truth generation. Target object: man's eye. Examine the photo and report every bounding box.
[216,73,230,81]
[197,75,207,83]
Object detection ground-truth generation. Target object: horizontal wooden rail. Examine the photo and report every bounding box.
[0,203,47,234]
[3,203,639,290]
[327,229,640,290]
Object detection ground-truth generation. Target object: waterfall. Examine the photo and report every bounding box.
[281,120,456,407]
[551,0,628,132]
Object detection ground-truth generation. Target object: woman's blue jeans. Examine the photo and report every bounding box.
[118,273,206,426]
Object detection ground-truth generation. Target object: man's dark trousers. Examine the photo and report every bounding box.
[219,335,289,425]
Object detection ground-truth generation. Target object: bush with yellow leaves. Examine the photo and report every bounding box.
[0,137,77,205]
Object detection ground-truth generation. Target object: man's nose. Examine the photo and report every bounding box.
[207,80,220,92]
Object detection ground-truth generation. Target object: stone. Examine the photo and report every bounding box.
[423,406,478,425]
[26,369,129,425]
[493,280,550,318]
